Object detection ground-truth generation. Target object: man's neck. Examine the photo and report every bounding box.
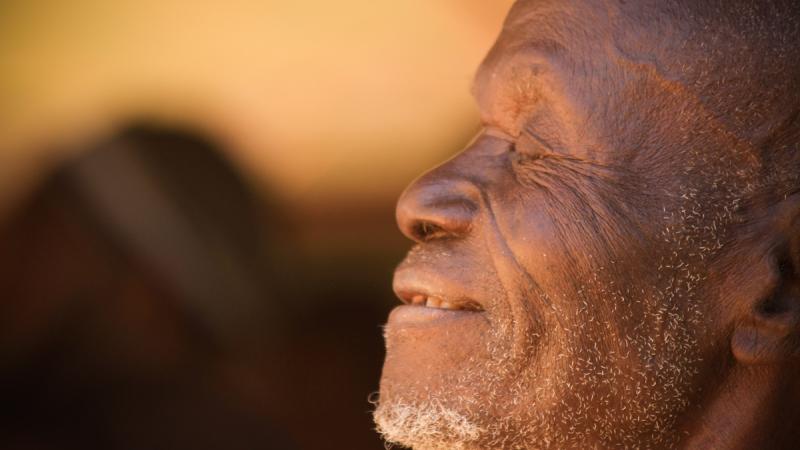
[682,364,800,450]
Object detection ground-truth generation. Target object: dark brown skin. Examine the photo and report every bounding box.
[374,1,800,449]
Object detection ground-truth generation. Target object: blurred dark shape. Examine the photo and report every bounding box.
[0,124,293,450]
[0,123,401,450]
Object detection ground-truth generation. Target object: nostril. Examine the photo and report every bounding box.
[413,221,449,242]
[396,174,480,243]
[397,195,477,242]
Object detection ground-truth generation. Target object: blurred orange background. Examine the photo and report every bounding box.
[1,0,513,214]
[0,1,514,449]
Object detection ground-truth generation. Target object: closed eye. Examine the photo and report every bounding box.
[511,131,552,162]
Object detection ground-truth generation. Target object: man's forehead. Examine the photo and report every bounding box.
[470,42,560,131]
[471,0,688,133]
[474,0,669,85]
[502,0,573,29]
[470,1,591,134]
[471,0,601,99]
[472,41,561,92]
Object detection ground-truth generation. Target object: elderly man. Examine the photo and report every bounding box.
[373,0,800,448]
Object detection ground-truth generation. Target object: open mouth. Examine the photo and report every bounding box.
[387,296,485,328]
[397,291,484,312]
[390,265,487,327]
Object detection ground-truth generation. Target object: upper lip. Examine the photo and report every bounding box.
[392,266,484,312]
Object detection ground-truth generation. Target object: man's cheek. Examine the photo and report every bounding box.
[501,204,574,282]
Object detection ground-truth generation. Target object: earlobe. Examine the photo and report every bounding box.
[731,254,800,365]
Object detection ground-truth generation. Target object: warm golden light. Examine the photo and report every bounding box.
[0,0,513,212]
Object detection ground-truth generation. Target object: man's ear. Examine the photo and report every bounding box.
[731,202,800,365]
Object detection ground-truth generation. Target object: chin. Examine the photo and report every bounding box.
[373,297,546,449]
[373,394,483,450]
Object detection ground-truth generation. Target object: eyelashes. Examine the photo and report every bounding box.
[510,145,544,165]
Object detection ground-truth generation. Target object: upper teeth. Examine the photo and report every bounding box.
[410,294,458,310]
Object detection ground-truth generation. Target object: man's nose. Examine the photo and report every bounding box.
[395,166,480,243]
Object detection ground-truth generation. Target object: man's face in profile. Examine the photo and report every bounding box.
[374,1,800,448]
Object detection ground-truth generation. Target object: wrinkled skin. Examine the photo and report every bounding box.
[374,1,800,449]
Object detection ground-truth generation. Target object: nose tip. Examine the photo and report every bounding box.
[396,177,479,242]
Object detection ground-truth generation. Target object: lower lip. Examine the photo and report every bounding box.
[387,304,484,327]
